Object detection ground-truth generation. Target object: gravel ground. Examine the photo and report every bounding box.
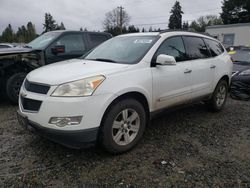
[0,97,249,188]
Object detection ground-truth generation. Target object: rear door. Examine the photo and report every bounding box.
[203,38,226,86]
[182,36,214,98]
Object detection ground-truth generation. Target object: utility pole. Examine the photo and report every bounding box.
[117,6,124,34]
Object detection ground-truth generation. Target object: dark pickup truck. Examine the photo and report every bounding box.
[0,30,112,103]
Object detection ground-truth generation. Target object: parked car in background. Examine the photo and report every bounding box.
[17,31,232,154]
[0,43,15,49]
[0,30,112,103]
[229,46,250,100]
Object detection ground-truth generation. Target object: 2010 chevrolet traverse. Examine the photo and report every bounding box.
[17,31,233,154]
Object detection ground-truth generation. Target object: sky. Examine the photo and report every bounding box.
[0,0,222,34]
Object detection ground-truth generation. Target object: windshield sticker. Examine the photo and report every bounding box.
[134,39,153,44]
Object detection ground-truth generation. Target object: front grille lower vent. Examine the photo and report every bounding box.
[21,97,42,112]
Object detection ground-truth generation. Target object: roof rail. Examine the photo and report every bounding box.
[159,29,183,33]
[159,29,214,38]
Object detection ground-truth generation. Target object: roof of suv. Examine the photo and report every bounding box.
[119,30,215,41]
[46,30,112,36]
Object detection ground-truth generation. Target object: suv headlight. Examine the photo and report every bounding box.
[239,69,250,76]
[51,75,105,97]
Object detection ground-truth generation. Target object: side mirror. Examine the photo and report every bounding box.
[51,45,65,55]
[156,54,176,66]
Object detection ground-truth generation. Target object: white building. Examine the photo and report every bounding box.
[206,23,250,47]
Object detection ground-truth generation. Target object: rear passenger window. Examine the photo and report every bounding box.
[204,38,225,57]
[155,36,187,62]
[183,36,210,60]
[89,34,108,48]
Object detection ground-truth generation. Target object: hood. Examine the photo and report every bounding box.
[233,62,250,72]
[27,59,130,85]
[0,47,38,55]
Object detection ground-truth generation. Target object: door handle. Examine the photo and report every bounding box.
[210,65,216,69]
[184,69,192,74]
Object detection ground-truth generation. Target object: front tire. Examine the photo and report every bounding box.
[6,73,26,104]
[100,98,146,154]
[207,79,228,112]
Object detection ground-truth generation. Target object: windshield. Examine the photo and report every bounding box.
[230,49,250,64]
[83,35,158,64]
[28,32,60,49]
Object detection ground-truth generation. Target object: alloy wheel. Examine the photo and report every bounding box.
[112,108,140,146]
[216,84,227,107]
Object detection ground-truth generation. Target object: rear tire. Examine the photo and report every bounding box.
[100,98,146,154]
[207,79,228,112]
[6,73,26,104]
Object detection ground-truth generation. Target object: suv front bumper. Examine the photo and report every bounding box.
[17,110,99,149]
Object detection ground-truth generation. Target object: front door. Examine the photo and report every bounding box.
[152,36,193,110]
[45,33,87,64]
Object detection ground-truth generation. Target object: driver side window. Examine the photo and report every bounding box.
[155,36,187,62]
[50,34,86,54]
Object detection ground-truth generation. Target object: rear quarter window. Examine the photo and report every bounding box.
[182,36,210,60]
[204,38,225,57]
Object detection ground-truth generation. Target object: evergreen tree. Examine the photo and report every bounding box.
[189,15,223,32]
[106,26,121,36]
[26,22,36,42]
[221,0,250,24]
[149,26,153,32]
[16,27,24,42]
[1,22,37,43]
[1,24,15,42]
[128,25,137,33]
[122,26,127,33]
[168,1,183,29]
[142,28,145,32]
[182,21,189,30]
[16,25,28,43]
[43,13,57,33]
[56,22,66,30]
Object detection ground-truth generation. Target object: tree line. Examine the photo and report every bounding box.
[1,0,250,42]
[167,0,250,32]
[105,0,250,35]
[0,22,36,43]
[0,13,66,43]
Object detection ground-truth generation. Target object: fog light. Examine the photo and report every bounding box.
[49,116,82,127]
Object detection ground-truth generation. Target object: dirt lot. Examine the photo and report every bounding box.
[0,97,249,188]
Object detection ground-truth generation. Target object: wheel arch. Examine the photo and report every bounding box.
[220,75,230,86]
[100,91,150,129]
[209,74,230,95]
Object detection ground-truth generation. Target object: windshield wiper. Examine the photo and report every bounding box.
[86,58,117,63]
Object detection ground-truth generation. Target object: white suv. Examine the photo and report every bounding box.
[17,31,233,154]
